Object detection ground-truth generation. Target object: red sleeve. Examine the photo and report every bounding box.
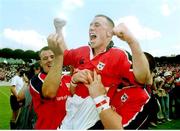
[63,46,90,68]
[120,50,136,85]
[63,49,77,66]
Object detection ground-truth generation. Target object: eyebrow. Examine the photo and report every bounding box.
[90,21,101,26]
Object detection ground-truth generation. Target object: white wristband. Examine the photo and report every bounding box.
[93,95,110,114]
[96,103,110,114]
[93,95,110,104]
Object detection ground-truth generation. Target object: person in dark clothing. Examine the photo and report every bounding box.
[15,62,40,129]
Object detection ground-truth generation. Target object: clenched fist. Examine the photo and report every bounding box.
[113,23,136,45]
[54,18,66,34]
[47,18,67,56]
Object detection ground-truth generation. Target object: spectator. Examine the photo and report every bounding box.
[15,62,41,129]
[161,71,174,121]
[174,73,180,118]
[9,67,26,129]
[154,74,166,121]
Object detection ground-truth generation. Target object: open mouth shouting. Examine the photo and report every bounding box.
[89,33,97,42]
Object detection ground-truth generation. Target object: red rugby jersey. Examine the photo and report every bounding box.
[29,73,71,129]
[110,86,150,129]
[64,45,135,98]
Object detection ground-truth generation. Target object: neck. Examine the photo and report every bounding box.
[93,46,106,57]
[93,39,111,57]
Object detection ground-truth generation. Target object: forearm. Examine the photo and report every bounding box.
[87,71,123,129]
[113,23,150,84]
[100,108,123,129]
[128,38,150,84]
[42,55,63,98]
[93,95,123,129]
[17,86,26,101]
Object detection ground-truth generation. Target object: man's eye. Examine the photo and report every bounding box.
[43,57,48,60]
[51,55,54,59]
[95,23,100,27]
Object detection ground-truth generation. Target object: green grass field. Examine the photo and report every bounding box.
[149,118,180,129]
[0,86,11,129]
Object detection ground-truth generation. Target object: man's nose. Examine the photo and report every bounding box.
[47,57,53,62]
[89,24,95,31]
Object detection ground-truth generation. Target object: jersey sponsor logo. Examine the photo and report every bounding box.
[97,61,105,71]
[56,95,68,101]
[121,93,128,102]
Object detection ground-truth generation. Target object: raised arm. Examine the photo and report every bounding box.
[42,54,63,99]
[42,19,67,98]
[42,37,65,98]
[113,23,151,84]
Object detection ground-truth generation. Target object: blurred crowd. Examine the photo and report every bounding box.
[149,63,180,127]
[0,63,29,82]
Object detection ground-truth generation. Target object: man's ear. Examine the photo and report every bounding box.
[40,61,43,67]
[107,30,113,37]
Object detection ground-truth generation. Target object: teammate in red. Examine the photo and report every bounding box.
[30,46,71,129]
[85,52,155,129]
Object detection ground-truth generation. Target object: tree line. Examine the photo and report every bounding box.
[0,48,39,62]
[0,48,180,64]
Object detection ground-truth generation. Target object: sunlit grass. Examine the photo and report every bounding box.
[0,86,11,129]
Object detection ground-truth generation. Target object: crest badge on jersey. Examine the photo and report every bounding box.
[121,93,128,102]
[65,83,70,89]
[97,61,105,71]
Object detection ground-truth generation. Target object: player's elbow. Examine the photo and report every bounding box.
[134,70,151,84]
[135,74,150,84]
[42,87,57,99]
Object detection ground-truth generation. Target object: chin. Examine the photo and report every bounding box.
[89,41,96,48]
[44,68,50,73]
